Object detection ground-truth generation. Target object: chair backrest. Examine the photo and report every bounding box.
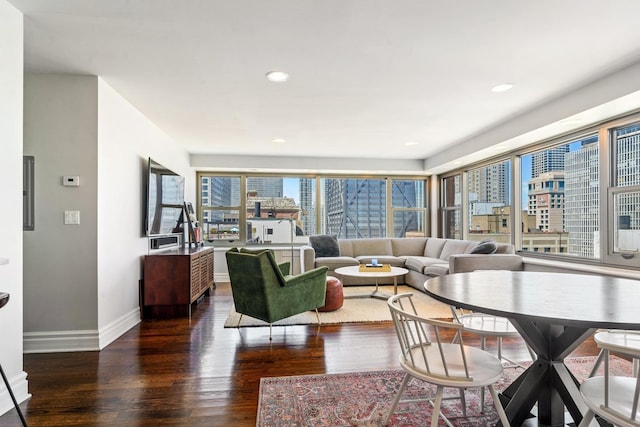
[594,330,640,424]
[388,293,470,381]
[225,248,286,310]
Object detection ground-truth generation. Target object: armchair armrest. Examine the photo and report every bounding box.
[278,261,291,276]
[449,254,523,274]
[282,266,329,287]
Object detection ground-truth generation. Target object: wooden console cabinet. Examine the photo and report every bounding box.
[142,246,214,318]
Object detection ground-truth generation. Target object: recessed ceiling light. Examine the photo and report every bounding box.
[272,138,286,143]
[265,71,289,83]
[491,83,514,93]
[405,141,419,146]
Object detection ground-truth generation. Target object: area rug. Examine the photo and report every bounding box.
[256,355,632,426]
[224,285,452,328]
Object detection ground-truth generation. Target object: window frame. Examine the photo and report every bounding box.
[439,110,640,269]
[196,172,429,245]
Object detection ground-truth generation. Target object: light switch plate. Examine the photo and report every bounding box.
[64,210,80,225]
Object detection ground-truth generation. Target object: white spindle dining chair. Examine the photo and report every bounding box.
[385,293,510,427]
[578,330,640,427]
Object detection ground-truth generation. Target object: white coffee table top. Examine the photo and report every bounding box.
[334,265,408,300]
[335,265,408,278]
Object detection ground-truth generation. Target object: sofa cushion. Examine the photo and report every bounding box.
[495,243,515,254]
[424,264,450,277]
[391,238,427,256]
[440,240,476,260]
[469,239,498,254]
[309,235,340,257]
[315,256,359,271]
[351,239,392,257]
[355,255,405,267]
[338,239,354,257]
[402,256,446,274]
[449,253,523,274]
[424,238,447,258]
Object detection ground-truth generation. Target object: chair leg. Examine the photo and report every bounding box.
[384,373,410,426]
[315,309,321,325]
[488,385,510,427]
[480,336,486,410]
[0,363,27,426]
[527,344,536,361]
[588,349,605,377]
[577,409,595,427]
[236,314,243,328]
[431,386,444,427]
[458,388,467,418]
[269,324,273,340]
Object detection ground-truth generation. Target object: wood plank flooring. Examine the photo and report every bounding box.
[0,283,598,426]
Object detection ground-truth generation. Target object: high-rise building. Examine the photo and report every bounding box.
[201,176,233,224]
[467,162,509,204]
[531,145,570,178]
[527,172,565,232]
[467,162,509,232]
[246,177,283,198]
[324,178,386,238]
[564,138,599,257]
[299,178,315,236]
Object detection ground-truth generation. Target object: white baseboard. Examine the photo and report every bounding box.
[0,370,30,415]
[98,308,141,350]
[23,307,141,354]
[215,273,229,283]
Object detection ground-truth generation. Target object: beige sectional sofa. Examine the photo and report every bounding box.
[302,237,523,292]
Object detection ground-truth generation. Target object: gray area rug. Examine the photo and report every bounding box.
[223,285,452,328]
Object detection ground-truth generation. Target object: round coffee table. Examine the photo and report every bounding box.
[334,265,408,300]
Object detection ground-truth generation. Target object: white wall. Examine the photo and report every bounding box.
[23,75,99,340]
[22,74,193,353]
[96,79,193,344]
[0,0,29,412]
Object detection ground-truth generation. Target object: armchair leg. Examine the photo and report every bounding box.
[315,309,321,325]
[269,324,272,340]
[236,314,243,328]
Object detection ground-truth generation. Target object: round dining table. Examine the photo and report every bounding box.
[424,270,640,427]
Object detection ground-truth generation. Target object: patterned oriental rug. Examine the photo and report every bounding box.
[256,355,632,427]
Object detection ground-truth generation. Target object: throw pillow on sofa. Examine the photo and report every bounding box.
[470,239,498,254]
[309,235,340,257]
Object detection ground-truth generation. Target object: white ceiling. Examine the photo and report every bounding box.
[9,0,640,171]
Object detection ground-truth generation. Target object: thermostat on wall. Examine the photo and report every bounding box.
[63,176,80,187]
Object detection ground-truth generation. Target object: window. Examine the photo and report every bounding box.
[391,179,427,237]
[467,160,511,243]
[609,122,640,261]
[320,177,386,238]
[199,175,241,242]
[520,136,599,258]
[197,173,427,243]
[441,174,461,239]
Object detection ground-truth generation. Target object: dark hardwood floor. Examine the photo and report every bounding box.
[0,283,598,426]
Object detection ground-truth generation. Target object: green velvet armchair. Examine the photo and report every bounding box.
[225,247,328,338]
